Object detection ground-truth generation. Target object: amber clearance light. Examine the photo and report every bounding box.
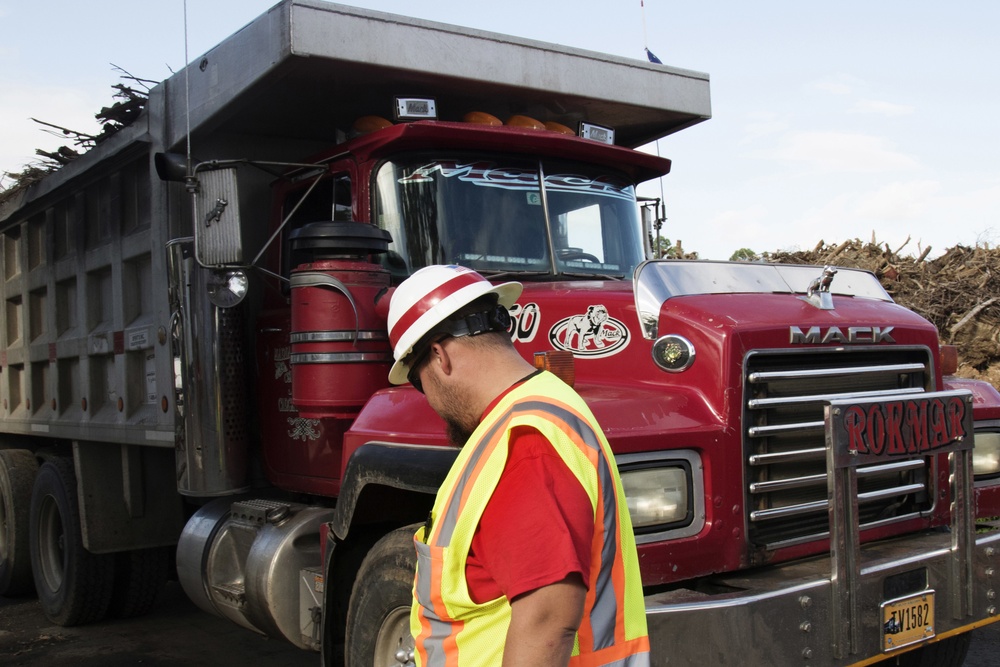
[940,344,959,375]
[534,350,575,387]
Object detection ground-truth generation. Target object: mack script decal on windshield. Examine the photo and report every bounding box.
[841,395,967,457]
[397,161,635,201]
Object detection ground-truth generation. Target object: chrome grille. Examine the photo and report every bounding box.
[744,348,933,550]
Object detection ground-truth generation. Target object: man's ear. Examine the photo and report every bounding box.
[429,339,454,376]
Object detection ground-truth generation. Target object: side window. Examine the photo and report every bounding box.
[281,173,353,277]
[562,204,604,262]
[332,175,352,221]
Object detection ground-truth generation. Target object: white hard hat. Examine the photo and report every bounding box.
[387,265,522,385]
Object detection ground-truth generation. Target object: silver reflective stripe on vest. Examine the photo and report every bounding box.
[522,401,620,653]
[429,397,622,656]
[605,651,652,667]
[415,539,452,667]
[434,412,512,547]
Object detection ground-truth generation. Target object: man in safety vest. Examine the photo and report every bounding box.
[387,264,650,667]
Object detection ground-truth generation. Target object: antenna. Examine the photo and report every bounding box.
[641,0,649,52]
[183,0,192,176]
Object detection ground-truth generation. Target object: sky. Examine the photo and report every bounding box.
[1,1,997,260]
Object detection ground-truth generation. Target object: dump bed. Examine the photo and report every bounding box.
[161,0,711,152]
[0,0,710,450]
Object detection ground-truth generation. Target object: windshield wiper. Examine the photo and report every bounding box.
[476,269,552,280]
[559,272,625,280]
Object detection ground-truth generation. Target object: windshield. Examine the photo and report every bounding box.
[373,156,645,280]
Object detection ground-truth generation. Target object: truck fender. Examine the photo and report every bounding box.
[330,442,457,541]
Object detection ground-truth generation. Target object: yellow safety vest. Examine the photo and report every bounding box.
[411,371,650,667]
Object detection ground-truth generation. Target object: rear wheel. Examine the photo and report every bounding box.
[345,524,419,666]
[0,448,38,595]
[29,457,115,625]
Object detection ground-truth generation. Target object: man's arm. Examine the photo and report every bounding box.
[502,575,587,667]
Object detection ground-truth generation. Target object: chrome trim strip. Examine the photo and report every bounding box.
[290,352,394,364]
[747,362,926,383]
[748,386,924,409]
[749,460,925,494]
[747,421,824,437]
[290,330,389,343]
[748,448,825,466]
[750,483,925,522]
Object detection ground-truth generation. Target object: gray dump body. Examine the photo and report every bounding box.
[0,0,710,453]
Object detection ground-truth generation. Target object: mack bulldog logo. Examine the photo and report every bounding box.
[548,305,629,357]
[790,325,895,345]
[841,395,967,457]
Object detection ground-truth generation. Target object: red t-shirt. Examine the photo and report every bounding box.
[464,423,595,604]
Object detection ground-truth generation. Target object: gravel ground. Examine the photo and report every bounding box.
[1,580,998,665]
[0,582,314,666]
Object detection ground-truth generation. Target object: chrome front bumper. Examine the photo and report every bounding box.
[644,529,1000,666]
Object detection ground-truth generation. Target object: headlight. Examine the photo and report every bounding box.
[974,432,1000,477]
[620,465,691,532]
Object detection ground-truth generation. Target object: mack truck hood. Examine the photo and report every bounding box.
[496,261,943,456]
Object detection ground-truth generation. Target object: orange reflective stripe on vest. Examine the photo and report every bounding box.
[411,372,650,667]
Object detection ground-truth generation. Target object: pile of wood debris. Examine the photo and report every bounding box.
[763,237,1000,387]
[1,73,151,209]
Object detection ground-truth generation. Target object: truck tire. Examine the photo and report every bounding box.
[108,546,171,618]
[882,632,971,667]
[345,524,420,667]
[0,448,38,596]
[29,457,115,626]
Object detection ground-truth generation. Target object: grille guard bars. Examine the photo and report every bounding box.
[826,390,974,659]
[642,389,998,666]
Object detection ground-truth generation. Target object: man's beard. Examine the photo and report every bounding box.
[445,418,474,447]
[426,372,478,446]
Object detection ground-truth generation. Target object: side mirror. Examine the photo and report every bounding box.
[641,202,657,260]
[195,167,243,265]
[154,153,243,266]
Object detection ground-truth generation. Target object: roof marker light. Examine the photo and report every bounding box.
[544,121,575,135]
[463,111,503,126]
[506,115,545,130]
[353,116,393,134]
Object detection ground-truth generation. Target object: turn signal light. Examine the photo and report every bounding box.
[940,344,959,375]
[534,350,575,387]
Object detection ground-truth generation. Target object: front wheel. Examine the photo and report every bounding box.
[345,524,420,666]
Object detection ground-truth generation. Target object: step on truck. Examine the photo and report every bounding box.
[1,1,1000,664]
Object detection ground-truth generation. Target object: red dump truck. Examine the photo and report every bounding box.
[2,1,1000,665]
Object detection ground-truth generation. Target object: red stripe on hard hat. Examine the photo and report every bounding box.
[390,271,485,349]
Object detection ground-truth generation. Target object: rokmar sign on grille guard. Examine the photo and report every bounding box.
[824,389,975,659]
[827,390,973,468]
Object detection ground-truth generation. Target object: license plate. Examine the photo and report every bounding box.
[882,591,935,651]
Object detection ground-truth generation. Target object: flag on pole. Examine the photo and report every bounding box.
[645,48,663,64]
